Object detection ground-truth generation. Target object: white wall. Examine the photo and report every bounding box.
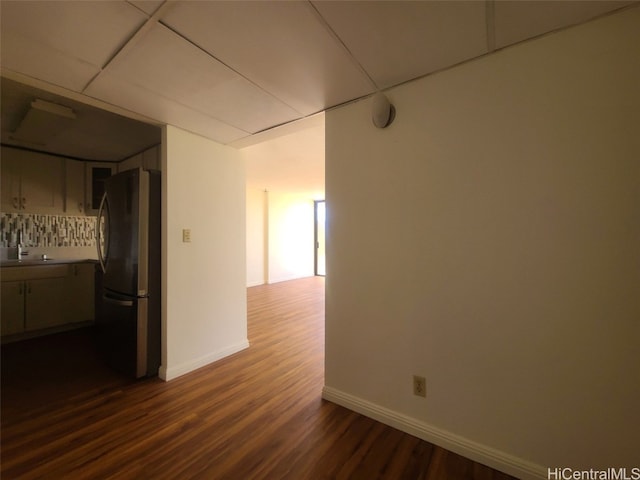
[324,7,640,479]
[161,125,248,381]
[243,121,324,286]
[267,191,315,284]
[245,188,315,285]
[246,187,267,287]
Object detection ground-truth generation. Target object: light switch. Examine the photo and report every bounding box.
[182,229,191,243]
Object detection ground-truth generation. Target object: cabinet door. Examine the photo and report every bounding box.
[25,277,67,331]
[0,152,22,212]
[1,281,25,336]
[66,263,95,323]
[65,159,86,215]
[85,162,116,215]
[2,147,68,214]
[142,145,160,171]
[118,153,143,173]
[19,151,65,214]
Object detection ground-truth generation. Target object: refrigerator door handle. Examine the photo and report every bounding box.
[96,192,109,274]
[103,293,135,307]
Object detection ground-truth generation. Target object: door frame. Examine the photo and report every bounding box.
[314,200,325,277]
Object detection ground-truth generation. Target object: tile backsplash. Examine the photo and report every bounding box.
[0,213,97,248]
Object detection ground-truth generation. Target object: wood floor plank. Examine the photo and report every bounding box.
[1,276,516,479]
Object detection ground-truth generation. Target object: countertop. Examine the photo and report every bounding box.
[0,258,99,268]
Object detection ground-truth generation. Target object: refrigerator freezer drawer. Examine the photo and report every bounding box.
[99,292,160,378]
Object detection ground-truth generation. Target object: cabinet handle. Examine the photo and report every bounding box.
[27,282,32,294]
[13,197,19,209]
[22,197,27,208]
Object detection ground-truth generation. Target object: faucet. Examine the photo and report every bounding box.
[16,230,29,260]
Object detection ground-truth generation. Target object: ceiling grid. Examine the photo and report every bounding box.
[1,0,637,152]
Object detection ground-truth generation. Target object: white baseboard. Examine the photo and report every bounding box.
[322,386,546,480]
[267,273,315,284]
[159,339,249,381]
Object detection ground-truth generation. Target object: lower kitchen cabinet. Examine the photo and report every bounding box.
[0,263,96,341]
[25,277,67,331]
[66,263,95,324]
[0,281,25,335]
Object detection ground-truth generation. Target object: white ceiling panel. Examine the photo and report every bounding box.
[2,0,636,156]
[0,33,100,92]
[494,1,635,49]
[0,1,148,85]
[128,0,165,16]
[161,1,374,115]
[94,24,301,133]
[85,70,249,145]
[312,0,488,89]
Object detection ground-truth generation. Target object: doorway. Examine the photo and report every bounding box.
[314,200,326,276]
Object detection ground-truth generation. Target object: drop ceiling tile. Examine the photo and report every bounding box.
[161,1,374,115]
[494,1,635,49]
[312,0,488,89]
[128,0,164,16]
[96,24,301,133]
[0,1,148,91]
[1,34,100,92]
[85,71,249,145]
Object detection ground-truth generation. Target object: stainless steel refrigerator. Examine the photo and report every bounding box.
[96,167,161,378]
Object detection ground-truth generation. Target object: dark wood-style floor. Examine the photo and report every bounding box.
[1,277,515,479]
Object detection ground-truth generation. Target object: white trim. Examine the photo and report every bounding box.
[322,386,546,480]
[159,339,249,381]
[230,112,324,149]
[268,274,315,285]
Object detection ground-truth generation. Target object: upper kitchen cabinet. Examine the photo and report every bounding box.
[85,162,117,216]
[117,152,142,173]
[118,145,161,173]
[1,147,65,214]
[142,145,161,171]
[65,159,86,215]
[1,154,21,211]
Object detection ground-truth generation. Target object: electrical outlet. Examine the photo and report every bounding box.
[413,375,426,398]
[182,229,191,243]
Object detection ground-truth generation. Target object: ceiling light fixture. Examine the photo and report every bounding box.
[11,98,77,146]
[371,93,395,129]
[30,98,77,119]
